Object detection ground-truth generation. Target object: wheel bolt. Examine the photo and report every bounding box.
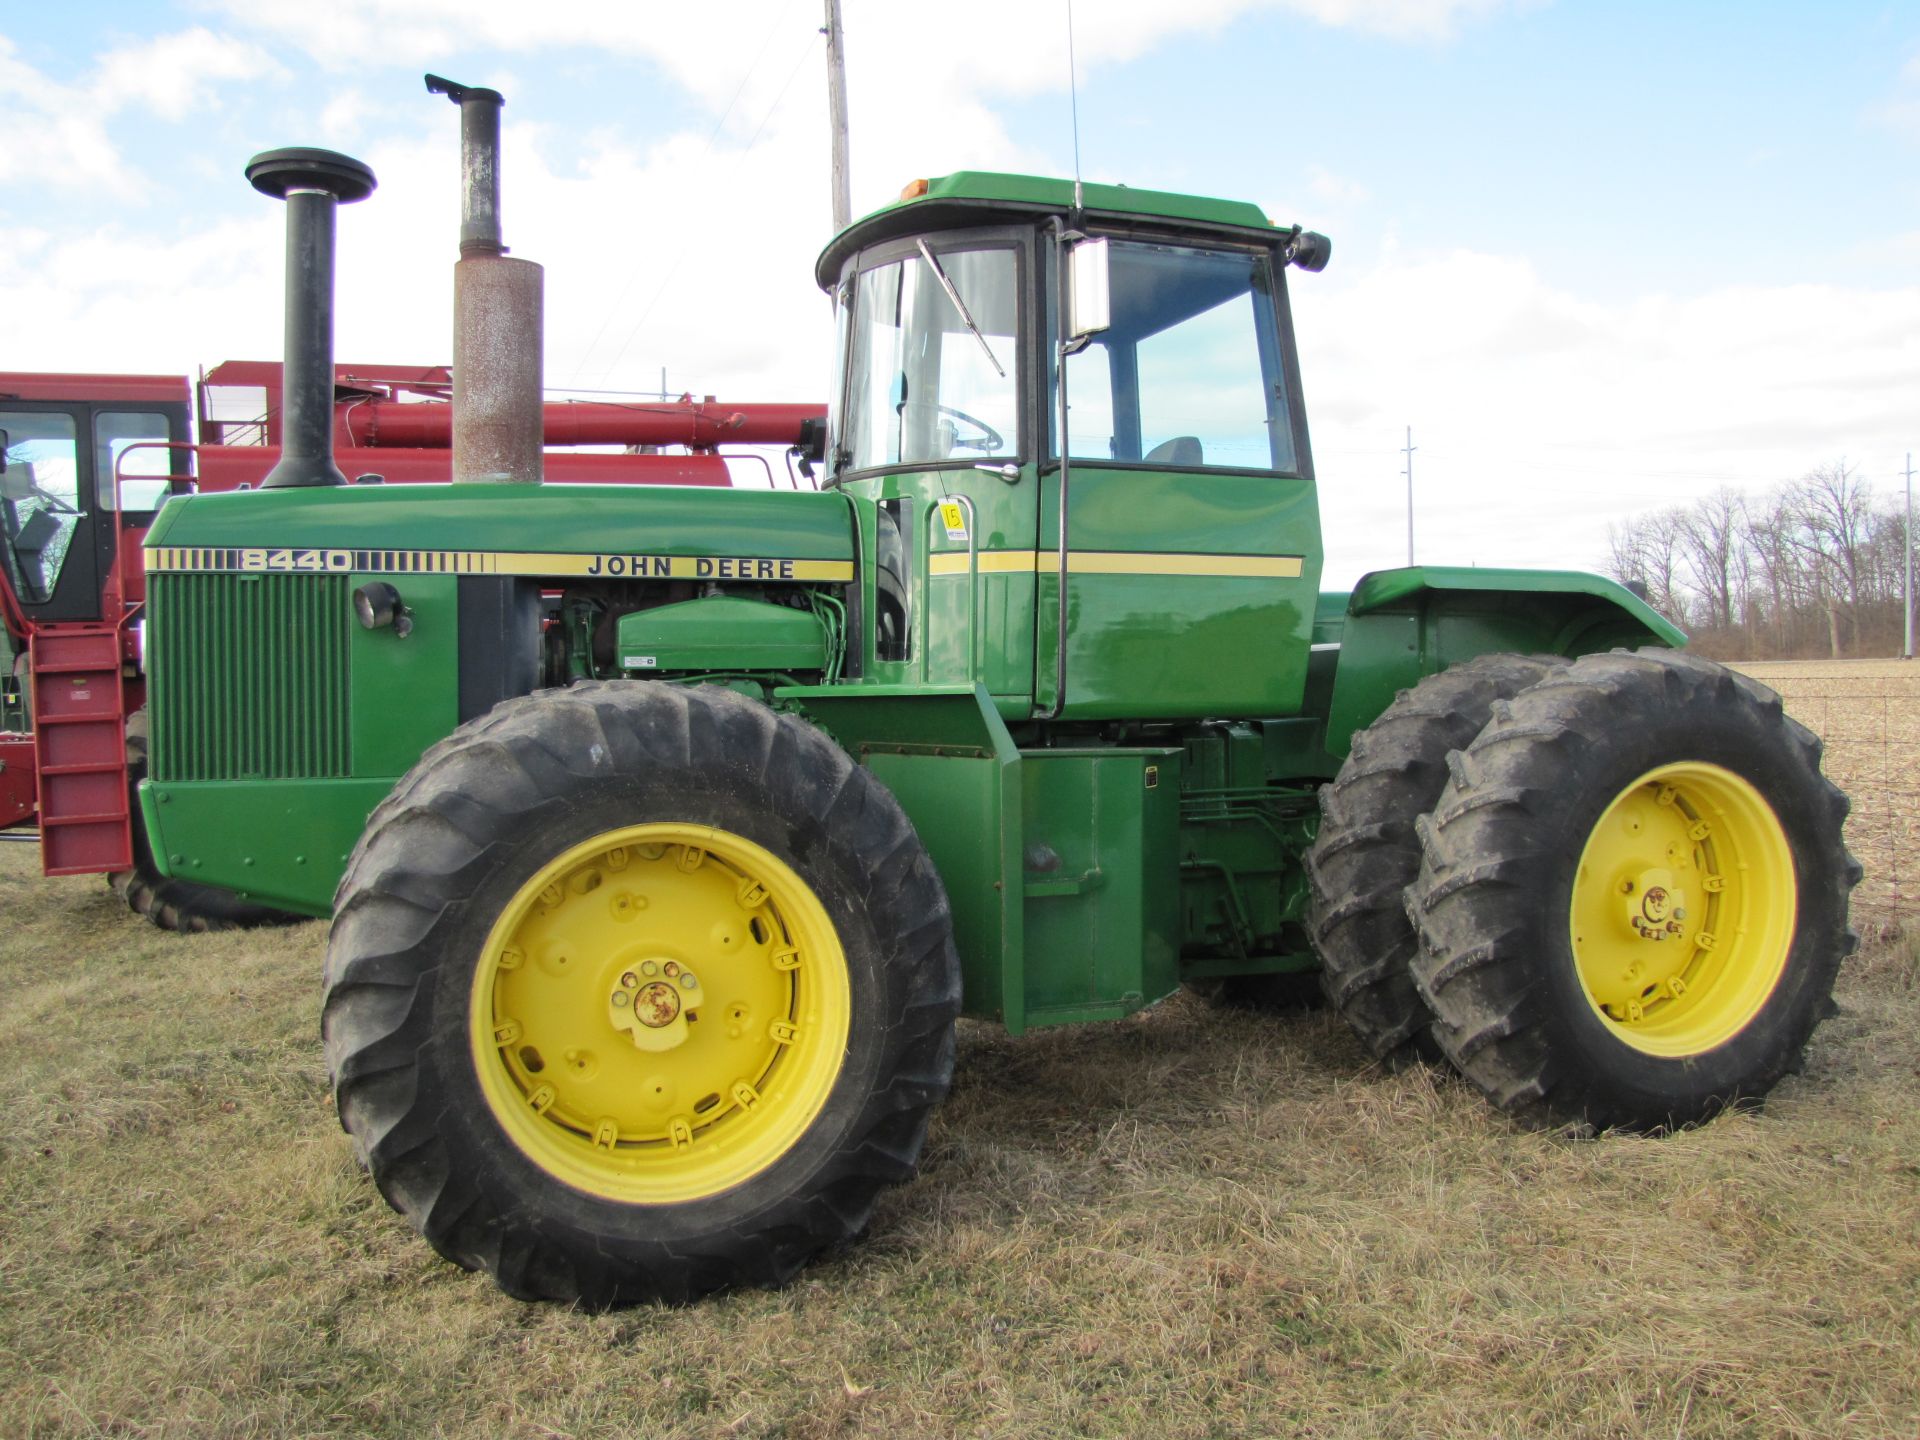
[621,971,639,989]
[612,991,630,1007]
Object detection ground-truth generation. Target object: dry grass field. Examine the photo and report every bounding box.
[1,658,1916,1439]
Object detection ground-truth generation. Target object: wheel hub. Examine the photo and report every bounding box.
[1622,867,1687,943]
[469,823,851,1204]
[1570,762,1795,1056]
[610,960,698,1053]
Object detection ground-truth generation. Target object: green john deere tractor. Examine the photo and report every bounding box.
[133,97,1856,1305]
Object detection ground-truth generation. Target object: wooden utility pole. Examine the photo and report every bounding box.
[823,0,851,234]
[1402,426,1417,566]
[1905,451,1914,660]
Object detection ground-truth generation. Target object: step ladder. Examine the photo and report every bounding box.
[30,625,132,874]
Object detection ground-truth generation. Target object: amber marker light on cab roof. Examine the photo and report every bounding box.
[899,178,929,200]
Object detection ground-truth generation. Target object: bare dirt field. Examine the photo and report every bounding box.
[0,663,1914,1439]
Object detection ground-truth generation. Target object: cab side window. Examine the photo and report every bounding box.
[95,410,175,514]
[1060,241,1294,473]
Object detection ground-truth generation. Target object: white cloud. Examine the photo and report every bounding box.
[90,27,282,121]
[8,0,1907,591]
[0,29,281,188]
[1295,250,1920,583]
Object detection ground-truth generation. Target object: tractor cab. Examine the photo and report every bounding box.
[816,173,1331,725]
[0,375,192,630]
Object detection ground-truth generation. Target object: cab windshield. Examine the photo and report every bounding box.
[1060,240,1296,473]
[838,243,1019,474]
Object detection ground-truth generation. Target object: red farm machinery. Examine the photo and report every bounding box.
[0,365,824,927]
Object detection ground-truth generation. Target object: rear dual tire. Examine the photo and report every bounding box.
[1405,649,1857,1131]
[1306,653,1567,1065]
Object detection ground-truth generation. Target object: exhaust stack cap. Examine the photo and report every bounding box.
[247,148,377,204]
[246,146,376,490]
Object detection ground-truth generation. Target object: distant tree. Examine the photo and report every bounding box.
[1603,461,1912,660]
[1606,507,1688,626]
[1677,488,1740,632]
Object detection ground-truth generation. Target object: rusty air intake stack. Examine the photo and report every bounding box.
[245,147,377,488]
[427,73,544,485]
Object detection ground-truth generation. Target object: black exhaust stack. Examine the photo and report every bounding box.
[245,147,377,489]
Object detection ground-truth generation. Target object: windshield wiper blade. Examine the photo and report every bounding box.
[917,239,1005,378]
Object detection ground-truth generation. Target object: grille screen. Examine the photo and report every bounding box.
[148,573,351,781]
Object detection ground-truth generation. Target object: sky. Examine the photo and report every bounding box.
[3,0,1917,585]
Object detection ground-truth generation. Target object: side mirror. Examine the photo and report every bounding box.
[0,429,9,475]
[1067,237,1111,341]
[792,415,828,482]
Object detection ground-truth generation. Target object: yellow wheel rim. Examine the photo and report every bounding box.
[1569,762,1795,1057]
[470,823,851,1204]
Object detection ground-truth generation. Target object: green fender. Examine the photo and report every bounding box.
[1319,566,1686,758]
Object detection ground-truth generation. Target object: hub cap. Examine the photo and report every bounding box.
[470,823,852,1203]
[1569,762,1796,1057]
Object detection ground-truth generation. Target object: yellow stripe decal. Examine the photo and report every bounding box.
[929,549,1304,579]
[145,546,853,583]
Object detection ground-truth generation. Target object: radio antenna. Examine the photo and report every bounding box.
[1067,0,1083,209]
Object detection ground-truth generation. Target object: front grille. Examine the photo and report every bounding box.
[148,572,351,781]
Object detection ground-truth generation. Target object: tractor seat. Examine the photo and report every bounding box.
[1144,435,1203,466]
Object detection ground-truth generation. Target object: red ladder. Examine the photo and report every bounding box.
[31,625,131,874]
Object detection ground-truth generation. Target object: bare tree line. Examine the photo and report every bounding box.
[1604,462,1916,660]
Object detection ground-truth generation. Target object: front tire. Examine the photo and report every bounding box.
[110,711,304,933]
[1407,649,1858,1131]
[323,681,960,1305]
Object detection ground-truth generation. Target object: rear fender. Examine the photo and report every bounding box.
[1321,566,1685,758]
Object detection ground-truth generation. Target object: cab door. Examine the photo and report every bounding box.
[1039,235,1325,721]
[0,400,190,624]
[832,227,1040,713]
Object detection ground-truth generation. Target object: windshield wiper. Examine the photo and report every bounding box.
[916,239,1005,379]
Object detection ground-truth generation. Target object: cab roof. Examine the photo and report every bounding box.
[814,171,1288,289]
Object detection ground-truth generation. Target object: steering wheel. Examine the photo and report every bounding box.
[935,404,1004,454]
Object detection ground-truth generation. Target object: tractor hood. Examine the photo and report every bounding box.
[143,482,857,584]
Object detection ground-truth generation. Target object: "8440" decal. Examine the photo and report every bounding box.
[239,548,355,572]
